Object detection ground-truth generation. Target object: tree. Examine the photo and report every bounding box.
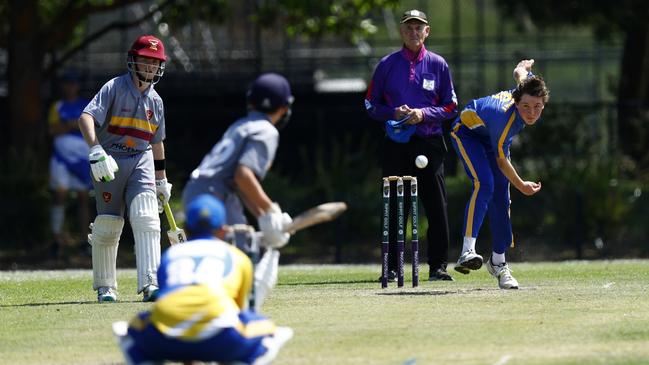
[0,0,398,246]
[495,0,649,174]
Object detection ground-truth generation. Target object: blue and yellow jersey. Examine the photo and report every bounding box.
[145,239,254,340]
[48,98,89,138]
[452,89,526,158]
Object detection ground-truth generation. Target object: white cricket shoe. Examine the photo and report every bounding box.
[485,258,519,289]
[98,287,117,302]
[142,284,159,302]
[454,250,483,274]
[253,326,294,365]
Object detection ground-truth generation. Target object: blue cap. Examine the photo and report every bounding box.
[60,70,80,83]
[247,73,294,112]
[185,194,226,235]
[385,119,416,143]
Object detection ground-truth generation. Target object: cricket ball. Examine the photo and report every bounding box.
[415,155,428,169]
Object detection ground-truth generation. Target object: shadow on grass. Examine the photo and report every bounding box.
[377,288,499,296]
[0,300,143,308]
[280,279,377,286]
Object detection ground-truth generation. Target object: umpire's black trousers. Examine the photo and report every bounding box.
[381,134,450,273]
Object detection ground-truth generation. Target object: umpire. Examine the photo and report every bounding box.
[365,9,458,281]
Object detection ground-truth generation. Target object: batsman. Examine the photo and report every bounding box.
[182,73,295,251]
[79,34,171,302]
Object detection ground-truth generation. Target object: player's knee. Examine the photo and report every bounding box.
[89,215,124,246]
[474,178,494,199]
[129,192,161,232]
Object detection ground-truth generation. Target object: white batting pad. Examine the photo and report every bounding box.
[254,248,280,311]
[89,215,124,290]
[129,192,161,293]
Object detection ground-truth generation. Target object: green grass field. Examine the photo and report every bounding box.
[1,260,649,365]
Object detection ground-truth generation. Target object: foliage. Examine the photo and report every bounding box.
[495,0,647,37]
[507,103,648,258]
[494,0,649,173]
[264,131,383,263]
[0,150,51,248]
[254,0,400,42]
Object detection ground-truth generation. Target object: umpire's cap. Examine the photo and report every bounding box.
[401,9,428,24]
[247,73,294,112]
[185,194,226,235]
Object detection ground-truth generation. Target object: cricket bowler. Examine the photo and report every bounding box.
[451,59,550,289]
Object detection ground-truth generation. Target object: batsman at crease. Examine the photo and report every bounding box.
[182,73,296,251]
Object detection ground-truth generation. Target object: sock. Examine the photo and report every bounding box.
[491,252,506,266]
[462,237,476,253]
[51,205,65,235]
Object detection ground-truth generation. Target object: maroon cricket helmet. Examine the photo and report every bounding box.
[128,35,167,62]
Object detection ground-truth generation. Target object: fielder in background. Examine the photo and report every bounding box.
[182,73,294,250]
[48,70,92,258]
[113,194,293,365]
[450,59,549,289]
[365,9,458,281]
[78,34,172,302]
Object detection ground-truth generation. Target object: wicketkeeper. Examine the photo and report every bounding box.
[78,34,172,302]
[113,194,293,365]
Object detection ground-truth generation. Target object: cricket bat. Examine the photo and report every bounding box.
[223,201,348,239]
[163,201,187,244]
[282,201,347,234]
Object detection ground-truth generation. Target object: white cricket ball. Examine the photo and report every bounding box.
[415,155,428,169]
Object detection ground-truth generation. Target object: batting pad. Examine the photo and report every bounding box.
[129,192,161,293]
[254,248,280,311]
[89,215,124,290]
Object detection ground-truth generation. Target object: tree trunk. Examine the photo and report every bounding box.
[8,0,47,159]
[3,0,51,248]
[617,24,649,172]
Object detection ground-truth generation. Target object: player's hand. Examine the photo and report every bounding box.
[89,145,119,182]
[513,59,534,84]
[258,203,292,249]
[155,178,172,213]
[518,181,541,196]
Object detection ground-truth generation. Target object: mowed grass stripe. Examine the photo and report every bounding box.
[1,261,649,364]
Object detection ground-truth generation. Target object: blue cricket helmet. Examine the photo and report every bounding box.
[247,73,294,112]
[185,194,226,236]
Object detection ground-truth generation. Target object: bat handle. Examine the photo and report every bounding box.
[163,202,178,231]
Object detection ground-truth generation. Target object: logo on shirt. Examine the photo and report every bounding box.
[102,192,112,203]
[111,142,139,153]
[423,79,435,91]
[146,109,154,121]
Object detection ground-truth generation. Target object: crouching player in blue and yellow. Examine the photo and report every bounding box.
[113,194,293,365]
[450,59,550,289]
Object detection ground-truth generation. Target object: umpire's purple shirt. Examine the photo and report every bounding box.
[365,45,457,137]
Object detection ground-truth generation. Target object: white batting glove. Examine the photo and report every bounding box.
[89,145,118,182]
[258,203,292,249]
[155,178,172,214]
